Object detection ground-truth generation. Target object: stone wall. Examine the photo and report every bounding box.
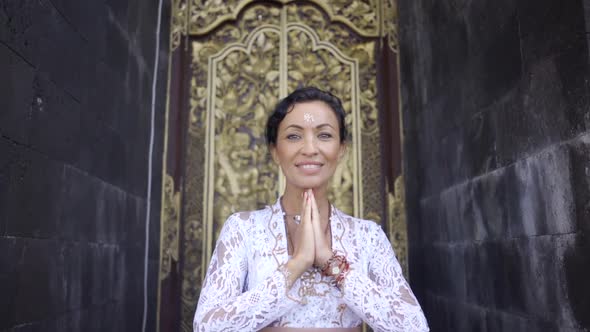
[0,0,169,330]
[398,0,590,330]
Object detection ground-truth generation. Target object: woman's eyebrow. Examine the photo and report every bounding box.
[284,123,335,130]
[285,124,304,130]
[315,123,335,129]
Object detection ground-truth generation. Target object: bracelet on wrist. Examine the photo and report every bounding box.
[318,251,350,289]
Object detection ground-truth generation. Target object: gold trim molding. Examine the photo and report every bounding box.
[387,174,408,280]
[159,174,181,280]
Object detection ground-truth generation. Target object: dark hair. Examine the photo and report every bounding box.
[265,87,349,146]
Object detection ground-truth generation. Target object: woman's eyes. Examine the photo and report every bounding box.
[285,133,333,140]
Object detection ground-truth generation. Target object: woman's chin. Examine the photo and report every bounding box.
[289,180,329,191]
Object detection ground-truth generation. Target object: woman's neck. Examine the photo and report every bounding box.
[282,186,331,229]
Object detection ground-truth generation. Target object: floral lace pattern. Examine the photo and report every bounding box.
[193,199,429,332]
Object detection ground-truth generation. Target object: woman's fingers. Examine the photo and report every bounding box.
[291,189,315,269]
[310,190,332,266]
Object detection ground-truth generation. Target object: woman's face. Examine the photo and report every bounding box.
[270,101,345,191]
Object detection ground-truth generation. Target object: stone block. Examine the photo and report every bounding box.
[517,0,587,64]
[0,237,25,329]
[464,234,581,328]
[60,165,128,244]
[568,134,590,231]
[0,138,19,235]
[28,72,81,164]
[12,238,66,325]
[48,0,107,60]
[495,59,571,165]
[75,115,127,190]
[0,0,40,66]
[422,141,577,245]
[421,293,488,332]
[420,244,467,302]
[485,309,558,331]
[0,0,92,101]
[563,231,590,329]
[504,144,576,237]
[4,148,64,239]
[0,44,35,143]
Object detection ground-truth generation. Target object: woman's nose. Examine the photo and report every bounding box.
[301,136,318,155]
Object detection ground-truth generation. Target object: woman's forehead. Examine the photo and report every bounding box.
[281,101,339,127]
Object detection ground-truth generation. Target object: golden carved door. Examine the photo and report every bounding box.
[158,1,404,331]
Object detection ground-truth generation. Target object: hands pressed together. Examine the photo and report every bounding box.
[285,189,334,282]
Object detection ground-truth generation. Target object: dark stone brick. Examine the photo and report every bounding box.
[75,115,127,190]
[503,145,576,237]
[4,148,64,238]
[60,166,128,244]
[0,0,92,101]
[420,244,467,301]
[0,0,39,65]
[569,134,590,231]
[485,310,558,332]
[563,232,590,330]
[0,138,19,236]
[28,72,81,164]
[421,293,488,332]
[465,235,578,326]
[83,61,126,130]
[0,237,25,329]
[517,0,587,64]
[12,239,65,325]
[0,44,34,143]
[48,0,107,60]
[496,60,570,165]
[103,6,131,79]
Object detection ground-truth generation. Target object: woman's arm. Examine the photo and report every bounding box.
[340,223,429,332]
[193,214,302,332]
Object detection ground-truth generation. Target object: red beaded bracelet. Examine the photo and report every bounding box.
[318,252,350,288]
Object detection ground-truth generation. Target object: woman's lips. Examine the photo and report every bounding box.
[296,162,323,173]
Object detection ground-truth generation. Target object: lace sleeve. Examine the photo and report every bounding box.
[340,223,429,332]
[193,214,300,332]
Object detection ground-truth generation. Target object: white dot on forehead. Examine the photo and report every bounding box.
[303,112,315,123]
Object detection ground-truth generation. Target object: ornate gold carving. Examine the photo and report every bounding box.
[381,0,399,53]
[387,175,408,280]
[205,28,282,242]
[160,174,181,280]
[187,0,381,37]
[171,0,188,51]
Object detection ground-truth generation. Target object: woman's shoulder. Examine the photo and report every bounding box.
[223,205,274,229]
[332,207,384,234]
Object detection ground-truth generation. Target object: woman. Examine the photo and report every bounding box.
[193,87,429,332]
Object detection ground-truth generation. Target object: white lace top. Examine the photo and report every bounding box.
[193,199,429,332]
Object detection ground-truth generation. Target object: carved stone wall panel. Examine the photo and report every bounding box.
[187,0,381,37]
[208,29,282,238]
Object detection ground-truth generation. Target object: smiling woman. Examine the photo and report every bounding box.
[192,87,429,332]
